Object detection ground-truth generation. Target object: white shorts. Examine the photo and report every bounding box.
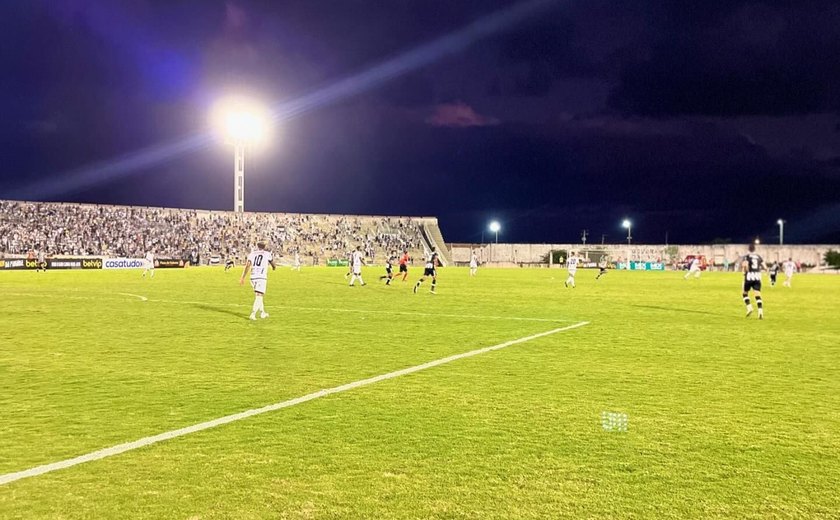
[353,266,362,275]
[568,270,577,277]
[470,262,477,268]
[251,279,267,294]
[146,260,154,269]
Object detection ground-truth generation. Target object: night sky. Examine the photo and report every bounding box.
[2,0,840,244]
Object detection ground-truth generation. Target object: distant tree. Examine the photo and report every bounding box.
[542,250,568,264]
[825,250,840,269]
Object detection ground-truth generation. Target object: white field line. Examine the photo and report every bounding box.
[0,321,589,486]
[4,292,569,323]
[117,292,148,301]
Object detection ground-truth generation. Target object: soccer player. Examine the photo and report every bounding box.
[224,258,236,272]
[469,251,478,276]
[769,261,779,287]
[595,257,608,280]
[349,247,366,286]
[742,243,765,319]
[414,249,440,294]
[344,250,353,280]
[292,251,302,271]
[142,250,155,278]
[379,256,395,285]
[684,256,701,279]
[565,252,579,288]
[36,249,47,272]
[398,250,411,281]
[239,241,276,320]
[782,257,796,287]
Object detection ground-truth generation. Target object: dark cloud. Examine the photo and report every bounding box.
[609,2,840,117]
[425,102,499,128]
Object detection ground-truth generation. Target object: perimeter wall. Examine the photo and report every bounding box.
[450,243,840,270]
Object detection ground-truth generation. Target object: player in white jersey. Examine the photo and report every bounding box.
[239,242,276,320]
[36,249,47,272]
[142,251,155,278]
[469,251,478,276]
[292,251,301,271]
[782,258,796,287]
[684,256,701,279]
[565,252,580,288]
[349,246,366,286]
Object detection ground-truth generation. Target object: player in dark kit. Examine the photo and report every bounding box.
[595,257,608,280]
[224,258,236,272]
[414,249,440,294]
[379,256,395,285]
[742,243,765,319]
[769,261,779,287]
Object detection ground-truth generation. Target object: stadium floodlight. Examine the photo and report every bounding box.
[755,238,761,245]
[489,221,501,243]
[622,219,632,245]
[777,219,785,246]
[211,97,270,213]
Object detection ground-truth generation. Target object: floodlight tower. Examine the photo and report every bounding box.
[622,219,632,269]
[489,221,501,243]
[777,219,785,246]
[212,98,269,213]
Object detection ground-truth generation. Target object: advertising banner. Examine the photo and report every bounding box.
[154,258,186,268]
[3,258,103,270]
[47,258,103,270]
[103,258,146,270]
[617,261,667,271]
[327,259,350,267]
[2,258,34,270]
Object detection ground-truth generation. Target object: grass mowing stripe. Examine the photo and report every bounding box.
[4,291,570,323]
[0,320,589,487]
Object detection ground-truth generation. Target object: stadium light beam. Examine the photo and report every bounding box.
[777,219,785,246]
[211,98,270,213]
[8,0,560,201]
[489,221,501,243]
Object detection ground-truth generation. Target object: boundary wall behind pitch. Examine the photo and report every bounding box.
[450,243,840,270]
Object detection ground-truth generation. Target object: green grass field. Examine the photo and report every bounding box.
[1,266,839,519]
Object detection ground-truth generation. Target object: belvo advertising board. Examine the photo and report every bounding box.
[47,258,103,269]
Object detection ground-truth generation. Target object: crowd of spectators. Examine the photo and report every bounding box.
[0,200,428,263]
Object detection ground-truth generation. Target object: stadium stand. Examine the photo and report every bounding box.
[0,200,441,264]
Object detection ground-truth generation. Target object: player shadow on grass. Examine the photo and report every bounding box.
[192,303,250,321]
[630,304,722,317]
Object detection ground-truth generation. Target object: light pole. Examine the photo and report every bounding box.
[489,221,501,244]
[212,98,269,213]
[622,219,632,245]
[777,219,785,246]
[622,219,632,269]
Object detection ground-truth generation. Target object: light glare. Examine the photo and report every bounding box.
[212,97,270,145]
